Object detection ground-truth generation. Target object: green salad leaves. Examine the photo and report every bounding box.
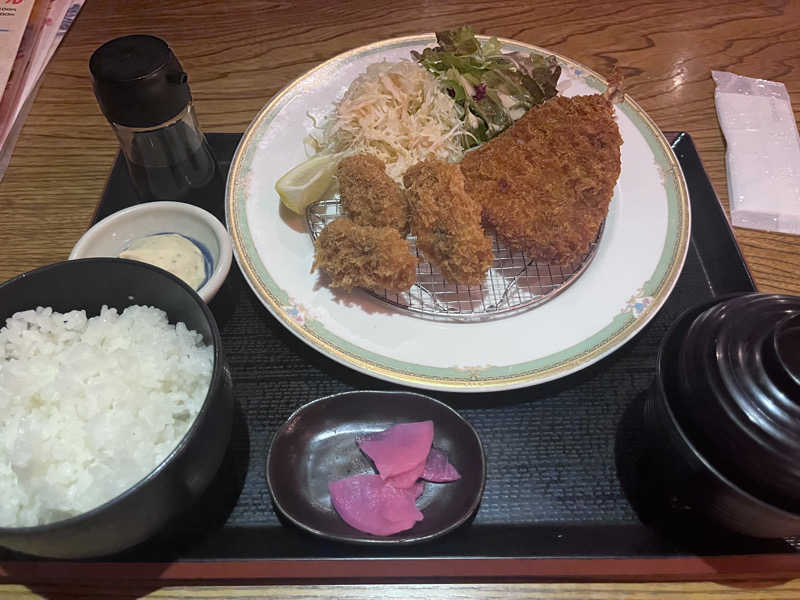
[412,26,561,147]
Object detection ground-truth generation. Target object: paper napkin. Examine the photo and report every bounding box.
[712,70,800,234]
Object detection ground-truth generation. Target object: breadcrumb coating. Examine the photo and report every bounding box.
[460,94,622,265]
[338,154,410,236]
[403,159,493,286]
[312,217,417,293]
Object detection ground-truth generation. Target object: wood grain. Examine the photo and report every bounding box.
[3,581,800,599]
[1,0,799,597]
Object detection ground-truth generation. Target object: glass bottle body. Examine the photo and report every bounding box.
[112,105,225,219]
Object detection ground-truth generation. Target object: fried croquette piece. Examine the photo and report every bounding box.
[312,217,417,293]
[338,154,410,236]
[460,94,622,265]
[403,159,493,286]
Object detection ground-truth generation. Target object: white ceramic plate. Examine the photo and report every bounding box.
[226,35,690,393]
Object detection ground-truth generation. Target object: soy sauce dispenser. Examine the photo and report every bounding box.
[89,35,225,220]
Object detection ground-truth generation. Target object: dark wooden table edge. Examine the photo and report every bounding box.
[4,554,800,583]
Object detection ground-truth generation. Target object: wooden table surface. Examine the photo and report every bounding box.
[1,0,799,597]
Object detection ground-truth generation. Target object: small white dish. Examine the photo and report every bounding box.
[70,202,233,303]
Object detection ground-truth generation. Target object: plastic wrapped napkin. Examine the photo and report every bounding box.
[712,70,800,234]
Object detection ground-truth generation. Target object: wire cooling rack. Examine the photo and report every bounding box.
[307,197,603,321]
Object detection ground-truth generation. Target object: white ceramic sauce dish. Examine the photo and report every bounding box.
[70,201,233,303]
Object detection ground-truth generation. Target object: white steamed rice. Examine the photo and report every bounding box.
[0,305,213,527]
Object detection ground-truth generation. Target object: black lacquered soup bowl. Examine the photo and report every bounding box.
[644,293,800,538]
[0,258,233,558]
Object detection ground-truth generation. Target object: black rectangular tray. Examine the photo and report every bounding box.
[5,132,799,582]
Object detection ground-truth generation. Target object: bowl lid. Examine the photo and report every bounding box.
[672,293,800,511]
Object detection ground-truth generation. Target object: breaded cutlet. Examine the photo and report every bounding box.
[403,159,493,286]
[460,94,622,265]
[337,153,410,236]
[312,217,417,293]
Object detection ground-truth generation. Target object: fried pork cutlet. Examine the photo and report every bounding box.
[337,153,410,236]
[403,159,493,286]
[460,94,622,265]
[312,217,417,293]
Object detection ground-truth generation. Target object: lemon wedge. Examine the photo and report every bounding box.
[275,153,341,214]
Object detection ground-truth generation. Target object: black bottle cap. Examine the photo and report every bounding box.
[90,35,191,128]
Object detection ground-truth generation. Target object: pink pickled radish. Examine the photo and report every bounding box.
[422,447,461,482]
[329,474,423,536]
[357,421,434,480]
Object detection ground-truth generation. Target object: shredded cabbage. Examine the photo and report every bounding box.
[311,61,467,181]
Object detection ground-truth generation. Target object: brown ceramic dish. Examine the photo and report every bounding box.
[266,390,486,545]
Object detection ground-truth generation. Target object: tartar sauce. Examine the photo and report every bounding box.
[119,233,207,290]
